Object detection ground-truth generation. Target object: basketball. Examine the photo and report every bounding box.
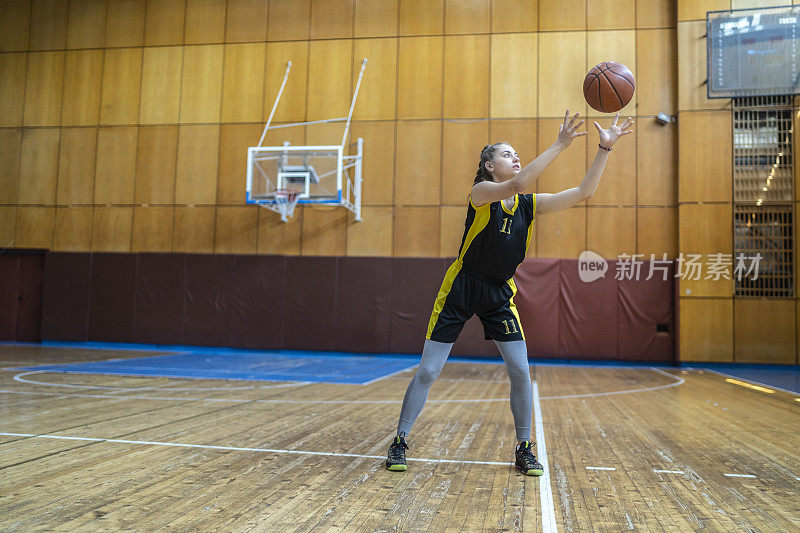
[583,61,635,113]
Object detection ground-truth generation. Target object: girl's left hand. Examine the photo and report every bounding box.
[594,114,634,149]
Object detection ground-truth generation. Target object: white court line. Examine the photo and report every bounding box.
[14,371,133,390]
[360,364,419,386]
[540,369,684,400]
[724,473,756,478]
[533,381,557,533]
[795,477,800,481]
[0,432,513,467]
[585,467,616,471]
[654,469,685,474]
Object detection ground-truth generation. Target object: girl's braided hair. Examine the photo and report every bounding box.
[473,142,510,185]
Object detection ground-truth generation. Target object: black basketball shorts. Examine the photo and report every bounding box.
[425,260,525,343]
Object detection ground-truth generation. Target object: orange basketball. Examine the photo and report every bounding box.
[583,61,635,113]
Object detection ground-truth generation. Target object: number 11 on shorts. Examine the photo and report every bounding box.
[502,318,518,334]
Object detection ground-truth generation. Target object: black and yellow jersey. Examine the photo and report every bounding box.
[457,193,536,282]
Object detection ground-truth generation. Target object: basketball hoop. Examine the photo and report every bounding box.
[272,188,301,221]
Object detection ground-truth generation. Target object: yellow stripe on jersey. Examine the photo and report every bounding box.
[460,196,492,261]
[426,260,463,339]
[525,193,536,255]
[507,278,526,341]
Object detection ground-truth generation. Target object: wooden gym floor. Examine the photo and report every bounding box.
[1,345,798,532]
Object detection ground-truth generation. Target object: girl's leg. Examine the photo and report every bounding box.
[396,339,454,437]
[494,340,533,442]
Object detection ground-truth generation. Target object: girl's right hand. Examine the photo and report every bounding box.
[556,110,587,149]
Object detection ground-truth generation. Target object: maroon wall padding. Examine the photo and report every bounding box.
[0,256,21,340]
[558,259,619,359]
[16,254,44,342]
[283,256,338,350]
[182,254,235,346]
[514,259,561,358]
[134,253,186,345]
[335,257,393,353]
[41,252,92,341]
[618,266,675,362]
[389,258,451,354]
[88,253,137,342]
[230,255,286,349]
[451,316,499,357]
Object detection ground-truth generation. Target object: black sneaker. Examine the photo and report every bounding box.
[515,441,543,476]
[386,436,409,471]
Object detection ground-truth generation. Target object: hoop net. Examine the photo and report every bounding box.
[272,188,300,220]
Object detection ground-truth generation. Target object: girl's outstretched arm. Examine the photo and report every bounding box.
[536,114,634,215]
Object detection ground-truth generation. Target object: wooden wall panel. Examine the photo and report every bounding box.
[678,21,729,111]
[140,46,183,124]
[394,206,439,256]
[539,0,585,31]
[61,51,103,126]
[94,126,137,204]
[396,121,442,205]
[537,118,587,196]
[490,120,538,166]
[637,29,677,116]
[18,128,60,205]
[29,0,68,50]
[445,0,489,34]
[91,206,132,251]
[636,0,676,28]
[215,206,258,253]
[349,121,395,205]
[0,0,31,52]
[15,207,55,248]
[222,43,266,123]
[440,205,465,257]
[638,119,676,205]
[105,0,146,47]
[307,40,352,121]
[180,45,224,123]
[174,125,220,204]
[185,0,226,44]
[399,0,443,35]
[225,0,268,42]
[491,34,538,118]
[679,298,733,362]
[355,0,398,38]
[588,0,635,30]
[734,299,796,364]
[637,206,678,258]
[257,209,302,254]
[172,206,215,252]
[217,124,262,204]
[0,208,16,248]
[67,0,107,49]
[491,0,537,33]
[678,0,729,22]
[305,121,347,146]
[538,32,586,117]
[732,0,784,8]
[144,0,185,46]
[0,53,27,127]
[301,207,347,256]
[398,36,443,118]
[346,206,393,256]
[679,110,732,203]
[264,41,308,123]
[353,39,397,120]
[586,206,637,258]
[132,206,173,251]
[135,125,178,204]
[311,0,354,39]
[587,126,637,206]
[100,48,142,125]
[535,205,586,258]
[56,127,97,205]
[586,30,637,117]
[443,35,489,119]
[268,0,311,41]
[23,52,64,127]
[53,206,93,251]
[441,120,489,205]
[678,203,733,297]
[0,129,22,204]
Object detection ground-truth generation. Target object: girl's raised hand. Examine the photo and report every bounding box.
[556,110,587,149]
[594,113,634,149]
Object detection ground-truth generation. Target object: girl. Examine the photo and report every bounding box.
[386,111,635,475]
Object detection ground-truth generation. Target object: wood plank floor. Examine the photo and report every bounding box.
[1,345,798,531]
